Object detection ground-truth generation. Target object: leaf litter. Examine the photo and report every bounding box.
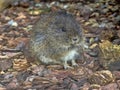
[0,0,120,89]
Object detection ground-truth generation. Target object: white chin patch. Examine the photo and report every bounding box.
[62,49,79,61]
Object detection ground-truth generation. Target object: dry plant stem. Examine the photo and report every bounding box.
[0,52,22,59]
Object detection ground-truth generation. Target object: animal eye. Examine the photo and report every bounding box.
[61,27,66,32]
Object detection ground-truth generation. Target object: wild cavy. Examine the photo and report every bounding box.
[26,11,83,69]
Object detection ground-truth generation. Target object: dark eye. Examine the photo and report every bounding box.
[61,27,66,32]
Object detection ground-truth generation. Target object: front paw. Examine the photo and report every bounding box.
[71,60,78,67]
[63,64,74,69]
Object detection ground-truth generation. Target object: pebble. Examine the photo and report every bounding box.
[7,20,18,27]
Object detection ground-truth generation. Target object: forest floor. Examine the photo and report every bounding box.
[0,0,120,90]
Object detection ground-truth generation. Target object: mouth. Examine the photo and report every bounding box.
[72,40,81,46]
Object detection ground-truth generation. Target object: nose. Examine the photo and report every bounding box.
[73,38,78,41]
[72,37,79,43]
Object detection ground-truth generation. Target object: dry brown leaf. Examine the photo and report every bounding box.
[16,12,26,20]
[13,58,29,71]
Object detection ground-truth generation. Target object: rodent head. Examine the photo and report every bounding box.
[31,11,83,49]
[50,11,83,48]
